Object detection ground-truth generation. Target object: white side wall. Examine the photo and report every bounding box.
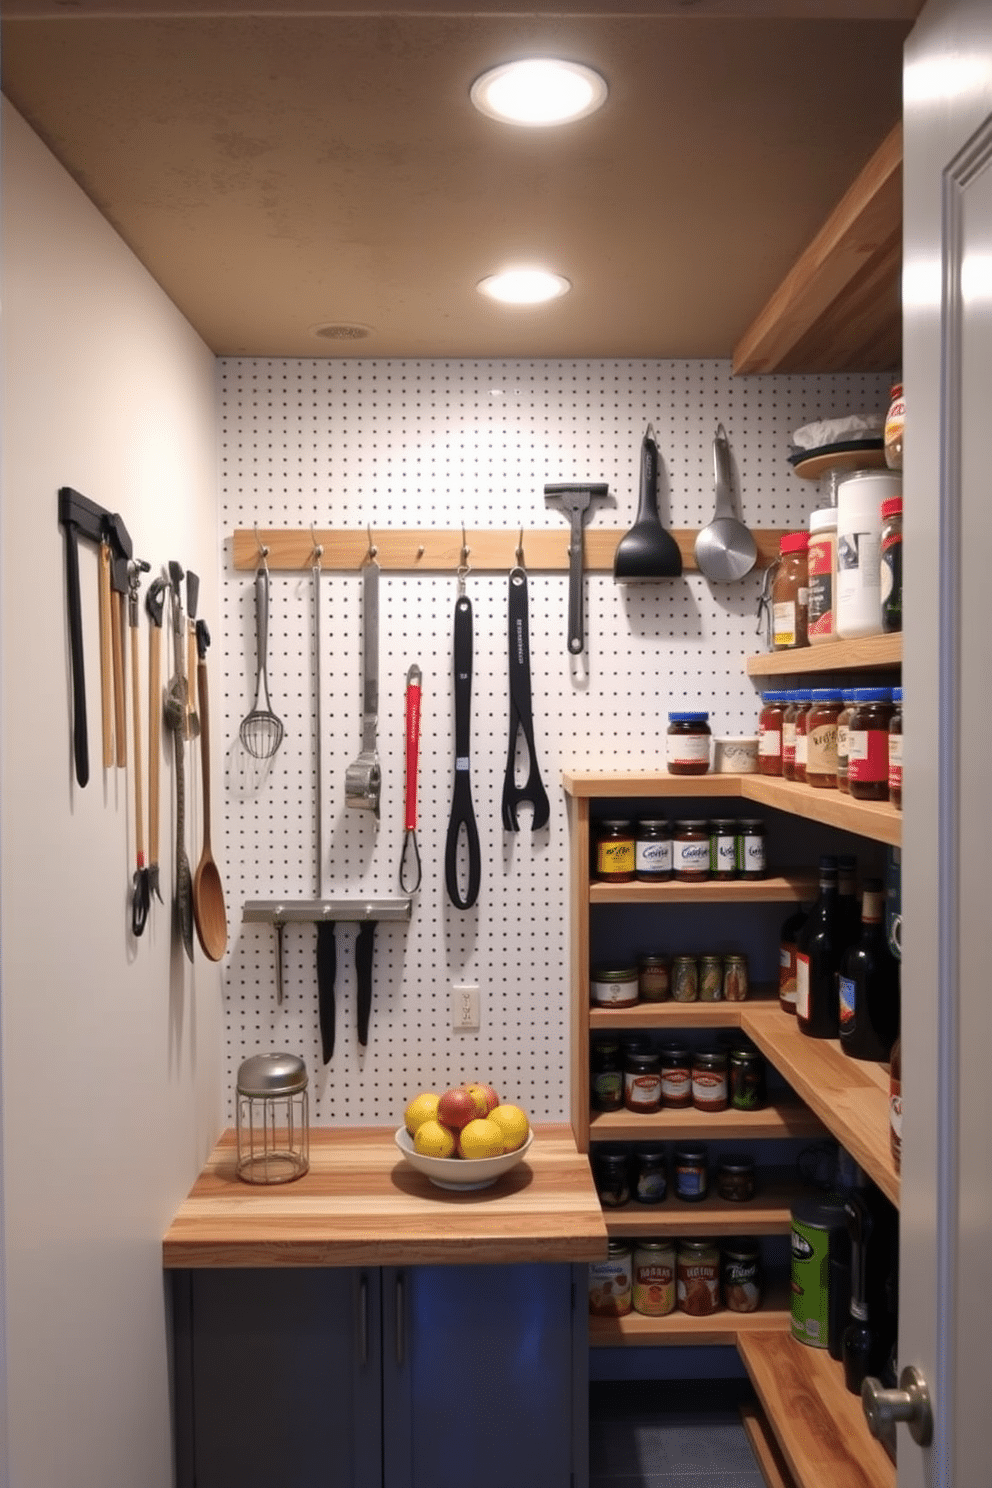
[0,100,224,1488]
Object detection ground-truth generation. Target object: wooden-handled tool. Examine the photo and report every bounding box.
[145,576,167,904]
[128,561,151,935]
[99,541,115,769]
[192,620,228,961]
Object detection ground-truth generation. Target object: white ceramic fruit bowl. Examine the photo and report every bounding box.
[394,1126,534,1191]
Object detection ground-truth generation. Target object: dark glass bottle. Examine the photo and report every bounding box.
[838,878,900,1062]
[837,854,860,952]
[778,903,808,1015]
[842,1195,887,1394]
[796,856,841,1039]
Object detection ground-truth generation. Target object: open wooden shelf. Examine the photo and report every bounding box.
[740,1403,798,1488]
[740,1003,898,1207]
[746,633,901,678]
[738,1331,895,1488]
[590,1278,790,1348]
[590,985,777,1031]
[589,872,816,906]
[589,1094,824,1145]
[741,777,901,848]
[602,1177,798,1239]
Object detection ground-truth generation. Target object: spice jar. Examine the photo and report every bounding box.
[758,691,787,776]
[793,690,812,784]
[592,1150,631,1206]
[722,1240,762,1313]
[670,956,699,1004]
[691,1049,729,1112]
[806,688,844,789]
[589,1240,632,1316]
[716,1156,757,1202]
[884,381,904,470]
[673,821,710,883]
[677,1240,721,1314]
[847,688,894,801]
[729,1046,767,1110]
[633,1240,677,1316]
[807,506,838,645]
[591,1040,624,1111]
[836,690,856,794]
[638,954,670,1003]
[709,819,739,880]
[635,819,672,882]
[633,1149,668,1204]
[698,953,724,1002]
[772,531,809,650]
[624,1050,662,1112]
[880,496,903,633]
[723,954,749,1002]
[673,1145,708,1202]
[666,712,712,775]
[590,965,639,1008]
[660,1046,693,1108]
[736,819,767,879]
[594,820,635,882]
[889,687,903,811]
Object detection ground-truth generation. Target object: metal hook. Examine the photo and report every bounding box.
[457,525,471,595]
[253,522,269,571]
[309,523,324,571]
[366,523,378,564]
[515,527,525,570]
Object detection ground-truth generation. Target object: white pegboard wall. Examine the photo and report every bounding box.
[219,358,893,1126]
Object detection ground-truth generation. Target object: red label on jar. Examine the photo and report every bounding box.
[848,729,889,782]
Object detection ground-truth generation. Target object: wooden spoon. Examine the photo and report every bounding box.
[192,620,229,962]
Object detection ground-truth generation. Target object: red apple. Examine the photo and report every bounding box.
[437,1086,477,1131]
[463,1081,501,1118]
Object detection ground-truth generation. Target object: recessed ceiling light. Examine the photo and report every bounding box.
[470,59,607,127]
[477,269,572,305]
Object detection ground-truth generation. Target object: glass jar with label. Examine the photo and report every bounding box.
[590,964,639,1008]
[673,1146,708,1202]
[884,381,904,470]
[880,496,903,633]
[758,691,787,776]
[723,953,749,1002]
[589,1240,632,1316]
[847,688,894,801]
[660,1046,693,1108]
[807,506,838,644]
[677,1239,721,1314]
[670,955,699,1004]
[635,819,673,882]
[729,1046,767,1110]
[836,690,856,794]
[772,531,809,650]
[638,954,670,1003]
[590,1040,624,1111]
[594,820,635,882]
[624,1051,662,1113]
[592,1149,630,1206]
[666,712,711,775]
[780,690,799,781]
[716,1156,757,1202]
[692,1049,729,1111]
[722,1240,762,1313]
[736,819,767,879]
[698,953,724,1002]
[633,1149,668,1204]
[673,820,710,882]
[792,690,813,784]
[806,688,844,789]
[709,819,739,880]
[633,1240,676,1316]
[889,687,903,811]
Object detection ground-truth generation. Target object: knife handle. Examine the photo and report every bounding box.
[355,921,375,1046]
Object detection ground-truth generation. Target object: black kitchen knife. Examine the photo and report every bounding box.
[316,921,337,1064]
[355,920,376,1047]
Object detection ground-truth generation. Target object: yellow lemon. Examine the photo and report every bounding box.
[413,1119,456,1158]
[488,1104,530,1152]
[457,1117,505,1160]
[404,1091,441,1135]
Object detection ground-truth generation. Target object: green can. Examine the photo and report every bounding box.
[790,1197,848,1348]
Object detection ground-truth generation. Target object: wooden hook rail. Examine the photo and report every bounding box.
[232,528,783,575]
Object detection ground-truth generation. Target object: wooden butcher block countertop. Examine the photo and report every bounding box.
[163,1124,608,1269]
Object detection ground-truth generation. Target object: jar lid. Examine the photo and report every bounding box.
[809,506,838,533]
[737,818,764,829]
[658,1045,691,1061]
[600,818,632,829]
[810,688,843,702]
[881,496,903,518]
[761,690,788,703]
[780,530,809,553]
[637,819,670,830]
[723,1239,761,1260]
[673,1145,708,1162]
[708,817,738,829]
[625,1051,661,1070]
[237,1052,308,1096]
[717,1157,755,1173]
[674,818,709,828]
[693,1049,728,1067]
[792,689,813,703]
[668,711,710,722]
[892,687,903,702]
[849,687,891,702]
[592,964,638,979]
[638,953,670,967]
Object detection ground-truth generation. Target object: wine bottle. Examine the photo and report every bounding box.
[837,853,861,951]
[796,855,841,1038]
[889,1036,902,1170]
[838,878,900,1061]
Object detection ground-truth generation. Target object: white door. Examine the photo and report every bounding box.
[900,2,992,1484]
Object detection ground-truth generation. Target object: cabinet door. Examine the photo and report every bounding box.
[381,1262,586,1488]
[176,1267,383,1488]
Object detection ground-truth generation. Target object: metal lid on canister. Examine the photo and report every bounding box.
[237,1053,308,1096]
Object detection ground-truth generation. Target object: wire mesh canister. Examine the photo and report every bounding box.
[236,1053,310,1184]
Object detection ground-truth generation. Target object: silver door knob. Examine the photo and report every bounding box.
[862,1366,933,1447]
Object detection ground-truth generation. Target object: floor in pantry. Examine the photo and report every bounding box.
[589,1378,766,1488]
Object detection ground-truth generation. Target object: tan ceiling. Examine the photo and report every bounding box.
[1,3,916,362]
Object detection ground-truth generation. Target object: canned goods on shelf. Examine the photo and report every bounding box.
[736,819,767,879]
[638,954,671,1003]
[666,712,712,775]
[633,1240,677,1316]
[592,1150,631,1208]
[590,965,639,1008]
[709,819,739,880]
[722,1240,762,1312]
[691,1049,729,1112]
[722,954,749,1002]
[729,1047,767,1110]
[673,1144,708,1202]
[673,820,710,882]
[634,1148,668,1204]
[660,1046,693,1109]
[624,1051,662,1113]
[590,1040,624,1112]
[589,1240,632,1316]
[594,820,635,882]
[698,954,724,1002]
[677,1239,721,1315]
[635,819,673,881]
[671,955,699,1003]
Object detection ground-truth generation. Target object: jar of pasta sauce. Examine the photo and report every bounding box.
[793,691,812,784]
[692,1049,729,1112]
[624,1051,662,1113]
[633,1241,677,1316]
[673,821,710,882]
[594,820,635,882]
[889,687,903,810]
[781,691,799,781]
[806,688,844,789]
[635,819,673,882]
[589,1241,632,1316]
[677,1240,721,1315]
[667,712,712,775]
[848,688,894,801]
[758,691,787,776]
[836,690,856,794]
[660,1046,693,1109]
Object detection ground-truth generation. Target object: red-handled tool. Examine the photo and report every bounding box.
[398,663,422,893]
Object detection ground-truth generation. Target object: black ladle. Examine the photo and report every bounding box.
[613,424,683,581]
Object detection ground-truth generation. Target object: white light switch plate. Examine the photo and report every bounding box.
[452,984,480,1032]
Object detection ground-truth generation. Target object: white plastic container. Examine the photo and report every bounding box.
[836,470,901,639]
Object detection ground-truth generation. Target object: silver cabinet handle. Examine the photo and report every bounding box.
[395,1271,406,1366]
[862,1366,934,1447]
